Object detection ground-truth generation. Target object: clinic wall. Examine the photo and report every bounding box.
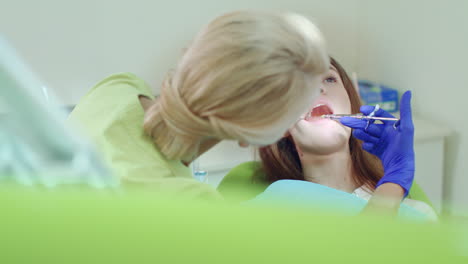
[1,0,359,106]
[355,0,468,216]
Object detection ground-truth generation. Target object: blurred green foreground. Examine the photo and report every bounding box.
[0,185,466,264]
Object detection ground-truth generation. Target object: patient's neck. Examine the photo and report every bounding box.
[299,147,358,193]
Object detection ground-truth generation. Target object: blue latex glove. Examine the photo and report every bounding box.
[340,91,415,197]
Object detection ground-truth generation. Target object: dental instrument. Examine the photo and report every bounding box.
[321,112,401,129]
[320,114,399,122]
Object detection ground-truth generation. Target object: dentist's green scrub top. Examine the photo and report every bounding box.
[68,73,222,200]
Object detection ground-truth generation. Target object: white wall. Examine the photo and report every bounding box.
[1,0,359,105]
[356,0,468,216]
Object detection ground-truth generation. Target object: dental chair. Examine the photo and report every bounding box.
[217,161,434,209]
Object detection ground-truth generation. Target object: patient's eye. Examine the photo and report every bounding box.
[325,76,337,83]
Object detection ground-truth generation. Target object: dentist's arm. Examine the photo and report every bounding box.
[362,183,404,216]
[341,91,415,215]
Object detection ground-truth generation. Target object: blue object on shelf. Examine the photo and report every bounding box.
[358,80,399,113]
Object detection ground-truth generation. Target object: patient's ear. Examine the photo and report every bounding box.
[138,95,153,113]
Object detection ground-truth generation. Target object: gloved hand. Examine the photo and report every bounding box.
[340,91,415,197]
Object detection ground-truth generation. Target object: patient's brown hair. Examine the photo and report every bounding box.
[258,57,383,191]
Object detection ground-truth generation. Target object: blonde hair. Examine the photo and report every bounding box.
[144,10,329,161]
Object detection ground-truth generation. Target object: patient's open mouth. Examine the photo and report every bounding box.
[306,104,333,121]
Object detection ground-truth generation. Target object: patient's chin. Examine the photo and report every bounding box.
[290,123,351,156]
[296,135,349,156]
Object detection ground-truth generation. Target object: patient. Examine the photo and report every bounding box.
[220,57,437,220]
